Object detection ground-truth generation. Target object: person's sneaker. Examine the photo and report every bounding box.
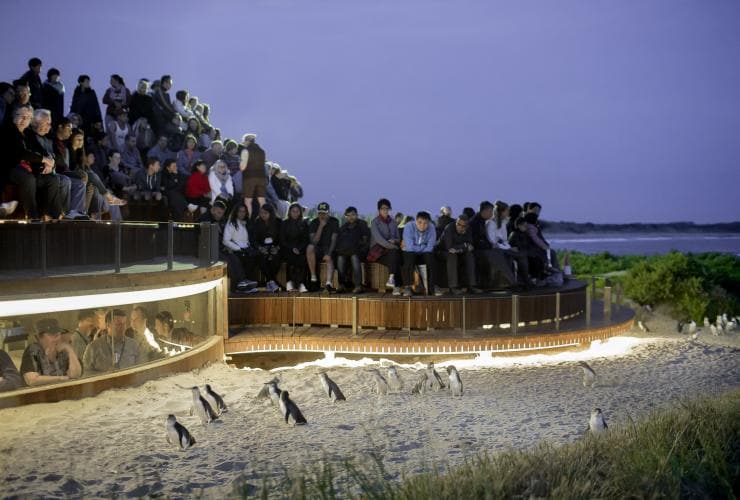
[308,279,320,292]
[392,286,402,296]
[237,279,258,290]
[187,203,198,213]
[352,286,363,294]
[0,200,18,217]
[451,287,465,295]
[298,283,308,293]
[402,287,413,297]
[105,193,127,206]
[286,281,295,292]
[325,283,336,293]
[266,280,280,293]
[433,287,445,297]
[469,287,484,294]
[385,275,395,289]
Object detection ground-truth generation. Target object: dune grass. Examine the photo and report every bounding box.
[239,390,740,499]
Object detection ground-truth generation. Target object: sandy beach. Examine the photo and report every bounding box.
[1,313,738,499]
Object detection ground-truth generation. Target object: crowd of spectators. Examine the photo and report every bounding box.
[0,57,304,221]
[0,305,200,392]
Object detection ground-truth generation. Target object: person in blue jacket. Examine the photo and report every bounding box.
[401,211,443,297]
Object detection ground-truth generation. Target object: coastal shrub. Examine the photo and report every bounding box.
[247,391,740,499]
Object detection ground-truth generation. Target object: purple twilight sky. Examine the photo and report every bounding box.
[2,0,739,223]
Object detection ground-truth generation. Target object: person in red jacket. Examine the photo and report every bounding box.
[185,159,211,214]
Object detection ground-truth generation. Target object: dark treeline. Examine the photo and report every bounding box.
[541,221,740,234]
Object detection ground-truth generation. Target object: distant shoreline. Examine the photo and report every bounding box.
[541,221,740,234]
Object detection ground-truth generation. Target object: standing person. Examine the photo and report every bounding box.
[335,206,370,293]
[251,204,283,292]
[83,309,141,374]
[107,110,130,153]
[0,82,15,126]
[280,202,310,293]
[42,68,65,126]
[401,211,443,297]
[369,198,402,295]
[153,74,177,125]
[20,57,43,109]
[70,75,103,136]
[20,318,82,386]
[2,105,61,219]
[102,74,131,130]
[307,202,339,292]
[439,214,481,294]
[129,79,156,129]
[238,133,266,218]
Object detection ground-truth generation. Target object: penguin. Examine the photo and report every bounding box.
[165,414,196,450]
[426,362,446,390]
[446,365,463,397]
[721,313,729,326]
[726,320,736,332]
[279,390,307,425]
[716,323,725,335]
[318,372,346,402]
[688,320,697,335]
[256,377,280,399]
[676,321,684,334]
[716,315,725,327]
[387,366,404,391]
[710,324,718,336]
[411,372,429,395]
[637,320,649,333]
[691,329,701,341]
[643,304,653,313]
[704,317,710,328]
[577,361,596,388]
[368,369,389,395]
[589,408,608,435]
[204,384,227,414]
[191,386,219,425]
[266,381,282,406]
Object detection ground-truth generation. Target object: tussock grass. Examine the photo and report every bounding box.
[242,390,740,499]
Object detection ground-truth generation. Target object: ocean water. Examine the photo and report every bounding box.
[548,233,740,256]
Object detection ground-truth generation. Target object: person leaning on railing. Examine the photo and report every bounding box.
[20,318,82,387]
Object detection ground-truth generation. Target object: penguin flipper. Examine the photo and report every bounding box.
[330,382,346,401]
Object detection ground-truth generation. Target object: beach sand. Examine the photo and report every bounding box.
[1,312,738,498]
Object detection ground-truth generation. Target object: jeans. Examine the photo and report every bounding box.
[402,251,436,291]
[446,250,477,288]
[337,254,362,287]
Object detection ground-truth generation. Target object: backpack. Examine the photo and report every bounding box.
[132,118,155,150]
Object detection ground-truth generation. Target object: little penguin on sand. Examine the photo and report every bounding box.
[411,372,429,395]
[589,408,608,435]
[426,362,446,390]
[256,377,280,399]
[191,386,219,425]
[204,384,227,414]
[387,366,404,390]
[578,361,596,387]
[319,372,346,401]
[446,365,463,396]
[368,369,389,395]
[165,414,196,450]
[279,390,307,425]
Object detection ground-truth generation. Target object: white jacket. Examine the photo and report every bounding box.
[485,219,511,250]
[223,220,250,251]
[208,169,234,203]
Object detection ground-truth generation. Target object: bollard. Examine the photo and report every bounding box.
[114,221,121,273]
[604,286,612,320]
[511,294,519,334]
[167,221,174,270]
[555,292,561,331]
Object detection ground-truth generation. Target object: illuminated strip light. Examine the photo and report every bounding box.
[0,279,222,317]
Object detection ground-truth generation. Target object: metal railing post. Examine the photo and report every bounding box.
[604,286,612,320]
[40,222,47,276]
[511,294,518,334]
[586,287,592,327]
[462,295,466,336]
[167,221,174,270]
[352,296,358,336]
[555,292,561,331]
[210,223,219,264]
[114,221,121,273]
[199,222,210,267]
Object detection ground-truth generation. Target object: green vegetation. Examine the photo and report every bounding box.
[237,391,740,499]
[558,251,740,321]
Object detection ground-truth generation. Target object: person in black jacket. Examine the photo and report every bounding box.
[280,202,309,293]
[469,200,515,289]
[161,159,189,220]
[41,68,65,127]
[251,204,282,292]
[438,214,481,294]
[335,206,370,293]
[0,349,23,392]
[20,57,43,109]
[508,216,544,281]
[129,79,158,134]
[1,105,61,219]
[70,75,103,136]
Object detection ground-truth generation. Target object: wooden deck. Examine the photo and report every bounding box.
[225,300,634,357]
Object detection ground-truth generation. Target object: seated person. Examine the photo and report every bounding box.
[0,348,23,392]
[223,204,258,292]
[208,159,234,205]
[251,204,282,293]
[401,211,442,297]
[185,160,211,213]
[307,202,339,292]
[509,216,545,281]
[438,214,481,294]
[132,157,162,201]
[280,202,310,293]
[70,309,99,365]
[147,135,177,166]
[83,309,141,374]
[487,200,530,287]
[335,206,370,293]
[161,158,190,220]
[120,134,144,175]
[369,198,402,295]
[154,311,197,354]
[470,201,516,288]
[130,306,164,362]
[524,205,560,270]
[20,318,82,386]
